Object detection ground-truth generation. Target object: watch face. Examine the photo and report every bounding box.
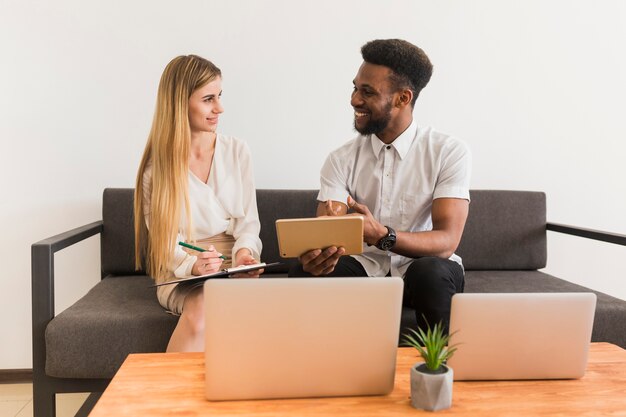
[380,238,395,251]
[376,226,397,251]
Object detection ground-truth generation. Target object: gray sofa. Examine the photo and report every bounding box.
[31,188,626,417]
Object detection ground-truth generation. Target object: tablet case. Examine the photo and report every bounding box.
[275,216,364,258]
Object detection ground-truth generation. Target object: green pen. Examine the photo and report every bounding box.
[178,241,227,260]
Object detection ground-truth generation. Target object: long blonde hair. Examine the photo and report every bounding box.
[134,55,221,281]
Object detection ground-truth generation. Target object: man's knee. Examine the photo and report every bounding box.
[288,262,313,277]
[405,257,454,291]
[403,257,464,333]
[288,256,366,278]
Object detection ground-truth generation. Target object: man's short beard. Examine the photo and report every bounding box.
[354,100,393,136]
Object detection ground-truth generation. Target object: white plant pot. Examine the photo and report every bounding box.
[410,362,453,411]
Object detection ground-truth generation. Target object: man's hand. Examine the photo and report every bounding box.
[317,200,348,217]
[325,200,346,216]
[299,246,346,276]
[347,196,387,246]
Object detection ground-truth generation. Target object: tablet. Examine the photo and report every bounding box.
[275,216,364,258]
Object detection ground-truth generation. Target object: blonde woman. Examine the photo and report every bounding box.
[134,55,262,352]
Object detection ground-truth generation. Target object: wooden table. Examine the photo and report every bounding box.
[89,343,626,416]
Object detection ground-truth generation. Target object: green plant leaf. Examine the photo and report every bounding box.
[401,317,460,371]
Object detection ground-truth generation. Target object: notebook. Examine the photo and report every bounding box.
[203,277,404,401]
[152,262,282,287]
[447,292,597,380]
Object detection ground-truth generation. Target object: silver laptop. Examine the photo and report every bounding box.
[203,277,404,401]
[447,292,596,380]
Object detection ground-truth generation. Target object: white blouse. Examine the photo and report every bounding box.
[143,134,262,279]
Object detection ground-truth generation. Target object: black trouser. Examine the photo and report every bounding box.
[289,255,465,334]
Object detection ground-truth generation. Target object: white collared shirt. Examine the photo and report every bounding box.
[318,120,471,277]
[143,134,262,279]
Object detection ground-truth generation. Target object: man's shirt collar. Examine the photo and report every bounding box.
[370,119,417,160]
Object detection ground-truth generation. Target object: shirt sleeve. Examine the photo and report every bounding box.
[433,138,472,201]
[143,165,197,279]
[170,232,197,278]
[230,141,263,261]
[318,150,351,204]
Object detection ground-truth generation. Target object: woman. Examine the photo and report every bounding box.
[134,55,262,352]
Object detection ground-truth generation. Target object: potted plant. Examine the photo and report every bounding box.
[402,320,458,411]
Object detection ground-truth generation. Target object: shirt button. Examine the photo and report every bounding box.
[386,145,391,150]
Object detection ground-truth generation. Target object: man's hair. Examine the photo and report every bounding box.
[361,39,433,107]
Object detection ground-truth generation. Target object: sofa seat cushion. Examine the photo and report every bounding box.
[464,270,626,348]
[258,270,626,349]
[45,275,178,378]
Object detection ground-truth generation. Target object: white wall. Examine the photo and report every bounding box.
[1,0,625,369]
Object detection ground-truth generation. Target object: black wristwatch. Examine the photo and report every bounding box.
[375,226,397,251]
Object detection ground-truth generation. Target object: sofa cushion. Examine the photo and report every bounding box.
[457,190,547,270]
[403,271,626,348]
[45,275,178,378]
[464,270,626,348]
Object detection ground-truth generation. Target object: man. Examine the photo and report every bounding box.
[290,39,471,333]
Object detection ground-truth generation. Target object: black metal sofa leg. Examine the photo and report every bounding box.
[74,392,103,417]
[33,379,56,417]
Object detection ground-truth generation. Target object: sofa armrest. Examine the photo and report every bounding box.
[546,222,626,246]
[31,221,103,383]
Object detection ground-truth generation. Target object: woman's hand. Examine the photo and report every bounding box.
[232,249,263,278]
[191,245,224,276]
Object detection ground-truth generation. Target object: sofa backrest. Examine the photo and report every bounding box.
[101,188,319,276]
[102,188,140,276]
[256,189,318,269]
[457,190,546,270]
[101,188,546,276]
